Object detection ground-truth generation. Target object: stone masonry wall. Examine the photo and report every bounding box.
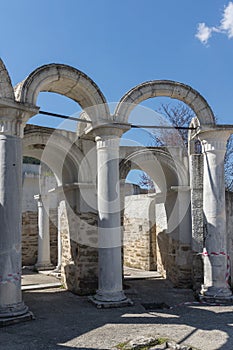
[60,200,98,295]
[22,209,58,266]
[123,194,193,288]
[190,153,204,290]
[123,195,157,271]
[123,216,156,270]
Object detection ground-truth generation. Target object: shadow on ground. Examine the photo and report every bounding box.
[0,277,233,350]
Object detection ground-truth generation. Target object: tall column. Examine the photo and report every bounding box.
[90,128,132,307]
[0,109,33,324]
[199,129,232,301]
[34,194,53,271]
[55,201,62,272]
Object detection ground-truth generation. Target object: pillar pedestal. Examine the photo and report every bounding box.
[199,129,233,303]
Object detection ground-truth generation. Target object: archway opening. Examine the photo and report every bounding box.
[28,91,82,131]
[22,156,58,273]
[123,169,162,280]
[119,101,192,288]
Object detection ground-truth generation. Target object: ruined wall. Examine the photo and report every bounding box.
[123,193,193,288]
[60,200,98,295]
[123,195,157,271]
[22,209,58,266]
[189,153,204,290]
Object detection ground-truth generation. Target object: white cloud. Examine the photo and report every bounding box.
[195,23,213,45]
[196,1,233,45]
[220,1,233,38]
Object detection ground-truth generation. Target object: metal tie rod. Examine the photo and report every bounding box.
[130,124,196,130]
[39,110,92,123]
[39,110,196,130]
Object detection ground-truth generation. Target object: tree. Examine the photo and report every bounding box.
[138,102,233,192]
[150,102,195,147]
[139,102,195,190]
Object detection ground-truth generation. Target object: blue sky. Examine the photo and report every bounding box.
[1,0,233,122]
[1,0,233,183]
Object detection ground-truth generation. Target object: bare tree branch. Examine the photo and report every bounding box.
[139,102,195,189]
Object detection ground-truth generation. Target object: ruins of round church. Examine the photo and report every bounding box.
[0,58,233,325]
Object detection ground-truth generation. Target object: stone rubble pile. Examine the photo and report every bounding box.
[114,336,193,350]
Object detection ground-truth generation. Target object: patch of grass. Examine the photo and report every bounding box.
[156,337,168,345]
[115,337,168,350]
[115,341,129,349]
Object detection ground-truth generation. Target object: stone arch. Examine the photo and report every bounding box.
[23,124,92,185]
[120,147,188,190]
[120,148,189,232]
[14,63,110,123]
[0,59,15,100]
[115,80,215,126]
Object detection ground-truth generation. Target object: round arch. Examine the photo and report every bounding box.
[23,125,93,185]
[14,63,110,123]
[119,147,190,234]
[120,147,189,189]
[115,80,215,126]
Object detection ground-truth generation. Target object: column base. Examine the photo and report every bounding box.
[35,263,54,271]
[0,311,34,327]
[199,285,233,304]
[0,302,34,326]
[49,268,61,279]
[89,290,133,308]
[89,295,133,309]
[53,265,61,273]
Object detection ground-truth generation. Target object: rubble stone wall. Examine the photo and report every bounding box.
[60,201,98,295]
[22,209,58,266]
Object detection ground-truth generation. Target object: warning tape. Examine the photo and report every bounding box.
[201,249,230,284]
[0,272,21,284]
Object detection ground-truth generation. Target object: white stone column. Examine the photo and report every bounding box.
[90,129,131,307]
[199,129,232,301]
[34,194,53,270]
[0,111,33,324]
[55,201,62,272]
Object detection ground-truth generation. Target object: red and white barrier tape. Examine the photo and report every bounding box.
[201,249,231,284]
[0,272,21,284]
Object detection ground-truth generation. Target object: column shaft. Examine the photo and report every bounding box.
[0,135,28,318]
[92,135,129,305]
[200,131,232,300]
[56,202,62,271]
[35,195,53,270]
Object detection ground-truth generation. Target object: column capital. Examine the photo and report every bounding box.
[34,193,49,208]
[94,123,130,141]
[198,129,232,153]
[95,135,120,150]
[0,98,39,138]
